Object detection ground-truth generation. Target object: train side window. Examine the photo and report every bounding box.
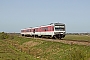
[45,29,46,31]
[30,29,31,32]
[45,27,48,31]
[33,29,35,33]
[52,27,54,31]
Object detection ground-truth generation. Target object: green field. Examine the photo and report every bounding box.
[0,33,90,60]
[64,35,90,41]
[0,40,39,60]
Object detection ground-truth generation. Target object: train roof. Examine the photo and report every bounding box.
[54,23,65,25]
[21,22,65,30]
[49,22,64,25]
[21,29,26,30]
[26,28,32,29]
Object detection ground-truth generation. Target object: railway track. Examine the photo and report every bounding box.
[22,36,90,46]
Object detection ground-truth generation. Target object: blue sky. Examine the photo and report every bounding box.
[0,0,90,33]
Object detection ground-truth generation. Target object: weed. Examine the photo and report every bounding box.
[66,47,85,60]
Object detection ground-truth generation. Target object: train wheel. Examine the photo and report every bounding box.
[52,36,56,39]
[59,37,61,39]
[22,34,24,36]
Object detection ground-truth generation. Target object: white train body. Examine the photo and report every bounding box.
[21,23,66,39]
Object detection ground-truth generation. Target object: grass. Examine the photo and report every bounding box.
[29,41,90,60]
[64,35,90,41]
[1,37,90,60]
[0,33,90,60]
[0,40,39,60]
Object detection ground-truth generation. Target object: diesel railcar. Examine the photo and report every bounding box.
[21,23,66,39]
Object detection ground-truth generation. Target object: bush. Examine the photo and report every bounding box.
[0,32,9,39]
[0,32,14,40]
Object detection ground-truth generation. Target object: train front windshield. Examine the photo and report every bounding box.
[55,25,65,31]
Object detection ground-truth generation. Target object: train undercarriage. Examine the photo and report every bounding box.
[22,34,65,39]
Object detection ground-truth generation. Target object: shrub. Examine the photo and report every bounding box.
[0,32,15,40]
[0,32,9,40]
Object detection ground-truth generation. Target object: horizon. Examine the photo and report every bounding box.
[0,0,90,33]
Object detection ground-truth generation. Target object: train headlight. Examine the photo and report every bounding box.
[60,33,63,34]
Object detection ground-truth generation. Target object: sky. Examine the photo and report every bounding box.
[0,0,90,33]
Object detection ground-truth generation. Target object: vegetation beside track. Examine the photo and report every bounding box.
[0,32,90,60]
[64,35,90,42]
[0,32,38,60]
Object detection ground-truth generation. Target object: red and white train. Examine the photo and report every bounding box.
[21,23,66,39]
